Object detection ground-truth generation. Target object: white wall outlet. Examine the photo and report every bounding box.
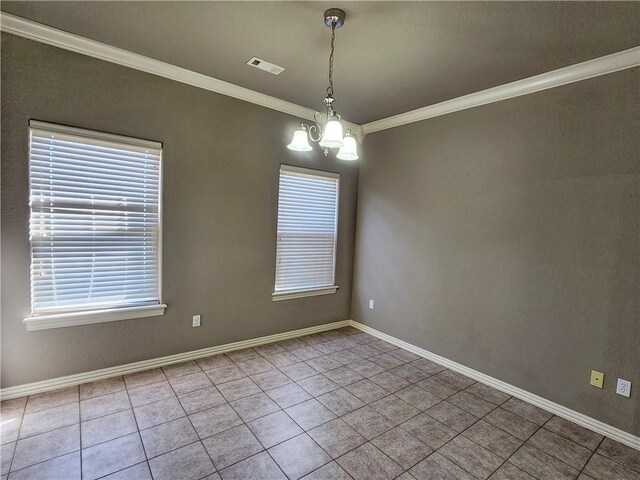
[616,378,631,397]
[192,315,201,328]
[368,299,375,310]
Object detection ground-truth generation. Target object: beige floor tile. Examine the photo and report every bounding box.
[148,441,215,480]
[12,424,80,471]
[5,336,621,480]
[81,433,145,480]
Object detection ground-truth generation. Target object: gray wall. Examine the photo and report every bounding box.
[351,69,639,435]
[2,32,638,437]
[1,34,358,387]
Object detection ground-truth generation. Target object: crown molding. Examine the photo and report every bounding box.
[363,46,640,134]
[0,12,363,137]
[2,12,637,140]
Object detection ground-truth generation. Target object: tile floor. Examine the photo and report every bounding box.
[1,327,638,480]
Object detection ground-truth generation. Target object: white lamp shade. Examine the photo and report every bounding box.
[336,134,359,160]
[319,118,344,149]
[287,128,312,151]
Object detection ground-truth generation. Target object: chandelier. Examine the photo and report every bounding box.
[287,8,359,161]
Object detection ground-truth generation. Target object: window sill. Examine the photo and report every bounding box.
[272,286,339,301]
[23,304,167,331]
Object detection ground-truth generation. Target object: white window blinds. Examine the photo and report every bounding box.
[274,165,339,295]
[28,121,162,315]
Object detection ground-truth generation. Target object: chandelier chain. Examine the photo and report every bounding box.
[327,22,336,97]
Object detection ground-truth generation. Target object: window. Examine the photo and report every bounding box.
[273,165,339,301]
[25,121,165,330]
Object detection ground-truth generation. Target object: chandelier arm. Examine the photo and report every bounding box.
[307,124,322,143]
[312,111,325,136]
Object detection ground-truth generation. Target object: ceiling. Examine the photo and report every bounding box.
[2,1,639,124]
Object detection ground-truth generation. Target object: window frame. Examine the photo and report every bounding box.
[272,164,340,301]
[24,120,166,331]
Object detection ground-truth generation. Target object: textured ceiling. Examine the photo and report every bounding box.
[2,1,639,124]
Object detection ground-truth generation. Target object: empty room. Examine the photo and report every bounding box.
[0,2,638,479]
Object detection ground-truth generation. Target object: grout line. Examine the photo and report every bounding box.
[480,420,549,480]
[123,369,165,480]
[477,408,538,441]
[504,412,591,479]
[244,335,399,477]
[440,404,513,479]
[7,448,82,478]
[301,461,356,480]
[164,388,217,478]
[539,422,603,454]
[488,405,601,475]
[5,401,29,475]
[79,387,128,403]
[93,460,150,480]
[388,365,520,478]
[434,441,487,480]
[514,442,581,479]
[535,423,604,455]
[21,398,78,416]
[218,359,294,479]
[189,340,343,477]
[587,437,640,474]
[7,391,81,474]
[78,394,83,480]
[577,436,605,478]
[402,376,506,478]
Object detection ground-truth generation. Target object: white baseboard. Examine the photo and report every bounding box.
[0,319,350,400]
[3,317,636,451]
[349,320,640,451]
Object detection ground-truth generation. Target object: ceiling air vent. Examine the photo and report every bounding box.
[246,57,285,75]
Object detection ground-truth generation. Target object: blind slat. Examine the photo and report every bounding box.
[29,123,162,315]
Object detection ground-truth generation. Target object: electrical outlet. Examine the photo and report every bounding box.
[590,370,604,389]
[616,378,631,398]
[192,315,201,327]
[368,299,374,310]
